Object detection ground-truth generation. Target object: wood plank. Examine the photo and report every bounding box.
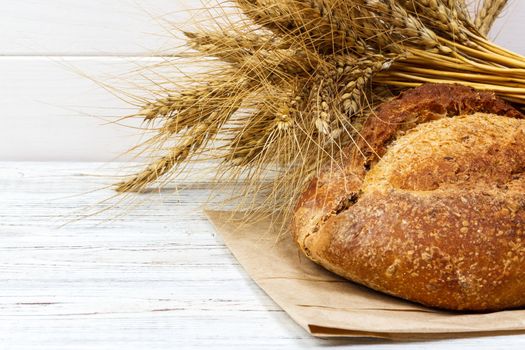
[2,161,525,349]
[0,0,192,56]
[0,162,302,349]
[0,56,193,162]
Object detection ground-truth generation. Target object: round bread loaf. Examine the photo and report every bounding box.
[292,84,525,311]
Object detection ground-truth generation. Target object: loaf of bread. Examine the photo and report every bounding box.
[292,84,525,311]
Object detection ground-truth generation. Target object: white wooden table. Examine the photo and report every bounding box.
[2,161,525,349]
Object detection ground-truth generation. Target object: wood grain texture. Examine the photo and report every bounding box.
[0,0,190,56]
[2,161,525,348]
[0,57,203,162]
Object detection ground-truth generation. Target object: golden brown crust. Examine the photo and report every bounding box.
[292,84,525,311]
[355,83,523,168]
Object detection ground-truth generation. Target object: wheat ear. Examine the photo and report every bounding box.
[184,31,286,65]
[365,0,452,53]
[475,0,508,35]
[114,0,525,218]
[402,0,473,43]
[115,123,212,192]
[185,31,316,77]
[234,0,367,53]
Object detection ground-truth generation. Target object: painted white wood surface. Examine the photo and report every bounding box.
[1,1,525,162]
[0,57,143,162]
[0,55,214,162]
[2,161,525,349]
[0,0,192,56]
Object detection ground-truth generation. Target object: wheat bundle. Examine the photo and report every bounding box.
[116,0,523,217]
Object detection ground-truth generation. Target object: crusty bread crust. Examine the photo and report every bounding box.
[292,84,525,311]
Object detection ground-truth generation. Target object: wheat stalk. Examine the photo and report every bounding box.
[116,123,211,192]
[114,0,525,218]
[139,77,232,122]
[338,54,397,115]
[184,31,286,65]
[234,0,368,53]
[365,0,453,53]
[402,0,473,44]
[475,0,508,35]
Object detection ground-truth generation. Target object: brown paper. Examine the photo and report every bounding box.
[206,210,525,340]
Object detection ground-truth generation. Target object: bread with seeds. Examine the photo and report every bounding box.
[292,83,525,311]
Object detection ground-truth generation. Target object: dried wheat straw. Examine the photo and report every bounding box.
[475,0,508,35]
[115,0,525,217]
